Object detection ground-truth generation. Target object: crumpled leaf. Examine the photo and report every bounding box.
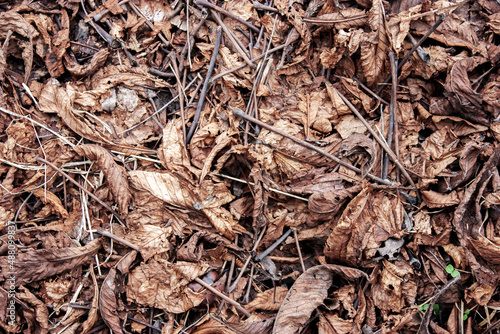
[63,48,109,77]
[0,239,101,287]
[126,259,209,313]
[359,0,390,86]
[99,251,138,334]
[445,56,488,125]
[273,264,368,334]
[17,286,50,334]
[372,260,417,315]
[73,144,132,214]
[245,286,289,312]
[325,187,406,265]
[128,170,237,239]
[0,11,34,82]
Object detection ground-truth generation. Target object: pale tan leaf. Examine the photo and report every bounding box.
[245,286,289,312]
[159,118,194,174]
[421,190,461,209]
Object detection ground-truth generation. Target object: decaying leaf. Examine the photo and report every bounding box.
[73,144,132,214]
[273,264,367,333]
[0,239,101,287]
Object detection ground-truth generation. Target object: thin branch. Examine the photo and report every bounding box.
[194,277,251,317]
[186,26,223,143]
[209,44,286,83]
[194,0,260,32]
[211,10,255,69]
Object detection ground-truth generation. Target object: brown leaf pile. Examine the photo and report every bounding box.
[1,0,500,333]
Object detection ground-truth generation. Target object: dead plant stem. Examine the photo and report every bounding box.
[186,26,222,143]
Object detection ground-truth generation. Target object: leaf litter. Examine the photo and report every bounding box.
[1,0,500,333]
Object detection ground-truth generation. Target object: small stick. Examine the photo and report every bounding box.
[226,235,238,293]
[180,8,208,72]
[228,227,266,293]
[254,229,292,262]
[149,68,175,77]
[209,44,286,83]
[333,89,419,194]
[194,277,251,317]
[186,26,223,143]
[36,158,125,225]
[127,315,161,332]
[351,77,389,105]
[211,11,255,69]
[417,275,460,334]
[376,14,445,94]
[302,14,368,24]
[292,228,306,273]
[253,1,279,13]
[407,33,430,62]
[228,255,251,293]
[170,53,187,144]
[382,53,396,180]
[390,52,400,182]
[195,0,260,32]
[242,264,254,303]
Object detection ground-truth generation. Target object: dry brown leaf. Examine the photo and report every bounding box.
[63,48,109,77]
[371,260,416,315]
[225,314,275,334]
[126,259,208,313]
[306,8,367,29]
[99,251,137,334]
[128,170,236,239]
[73,144,132,214]
[245,286,289,312]
[0,11,34,83]
[17,286,49,334]
[324,187,406,265]
[421,190,461,209]
[359,0,390,86]
[80,267,100,334]
[100,268,124,334]
[445,57,489,125]
[273,264,368,334]
[31,188,69,219]
[0,239,101,288]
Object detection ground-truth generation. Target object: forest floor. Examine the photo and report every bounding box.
[1,0,500,333]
